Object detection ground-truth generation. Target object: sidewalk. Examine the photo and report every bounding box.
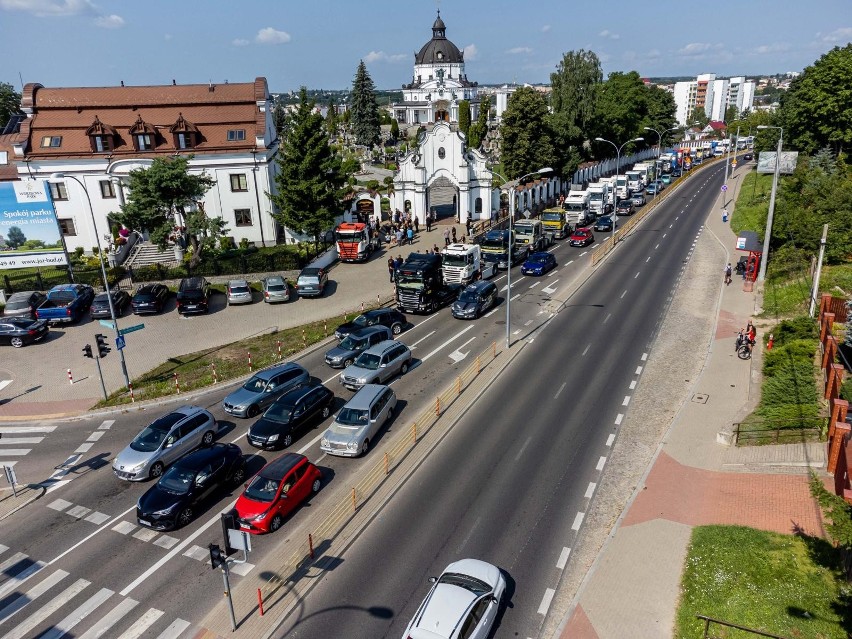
[557,164,828,638]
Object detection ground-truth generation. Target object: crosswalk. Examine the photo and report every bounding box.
[0,425,55,469]
[0,545,225,639]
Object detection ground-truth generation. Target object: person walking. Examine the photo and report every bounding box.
[451,226,457,243]
[465,217,472,237]
[406,226,414,245]
[414,216,419,234]
[443,227,450,246]
[388,256,395,283]
[724,262,732,285]
[426,211,432,233]
[395,227,403,246]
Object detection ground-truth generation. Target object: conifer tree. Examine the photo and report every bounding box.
[350,60,380,147]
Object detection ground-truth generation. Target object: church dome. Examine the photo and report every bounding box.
[415,11,463,65]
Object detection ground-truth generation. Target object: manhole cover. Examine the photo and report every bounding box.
[691,393,709,404]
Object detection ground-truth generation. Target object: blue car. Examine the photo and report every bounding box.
[646,183,659,195]
[521,252,557,276]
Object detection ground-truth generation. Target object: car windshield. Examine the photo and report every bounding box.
[230,286,250,294]
[129,425,169,452]
[438,573,491,595]
[242,376,268,393]
[336,230,366,242]
[396,275,424,290]
[442,254,469,267]
[337,407,369,426]
[93,294,111,303]
[135,293,156,301]
[541,212,562,221]
[339,335,366,350]
[351,315,369,327]
[5,298,30,310]
[244,475,279,502]
[267,283,286,292]
[354,352,381,370]
[158,465,196,495]
[298,276,319,285]
[263,403,294,422]
[49,292,76,304]
[458,290,478,302]
[528,255,547,264]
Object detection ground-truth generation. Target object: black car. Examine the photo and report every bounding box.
[132,283,169,315]
[295,267,329,298]
[0,317,49,348]
[136,443,245,530]
[176,277,211,315]
[247,384,335,449]
[334,308,407,339]
[451,280,498,319]
[2,291,46,319]
[743,153,754,161]
[594,215,616,232]
[615,200,635,216]
[90,290,131,319]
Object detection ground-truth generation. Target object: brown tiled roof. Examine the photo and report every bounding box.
[0,134,20,181]
[19,78,269,161]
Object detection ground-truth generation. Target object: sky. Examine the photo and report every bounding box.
[1,0,850,93]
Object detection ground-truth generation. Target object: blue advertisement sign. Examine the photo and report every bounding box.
[0,180,67,270]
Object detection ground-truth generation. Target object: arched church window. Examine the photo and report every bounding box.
[475,198,483,214]
[438,147,446,159]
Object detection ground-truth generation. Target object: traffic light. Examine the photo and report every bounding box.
[221,509,239,556]
[209,543,226,570]
[82,344,93,359]
[95,333,110,358]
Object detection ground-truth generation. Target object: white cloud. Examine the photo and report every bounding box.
[507,46,532,54]
[820,27,852,43]
[232,38,250,47]
[751,42,791,55]
[362,51,407,63]
[94,13,123,28]
[541,24,551,33]
[0,0,95,16]
[678,42,712,56]
[599,29,620,40]
[463,43,478,60]
[255,27,290,45]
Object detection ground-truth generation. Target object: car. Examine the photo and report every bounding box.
[320,384,397,457]
[176,277,211,315]
[235,452,322,534]
[247,383,335,449]
[334,308,407,339]
[112,406,219,481]
[0,317,49,348]
[261,276,290,304]
[226,279,253,305]
[136,443,245,530]
[520,252,557,277]
[339,340,412,391]
[660,174,673,185]
[594,215,616,232]
[631,192,646,206]
[295,267,328,298]
[2,291,46,319]
[671,169,682,177]
[743,153,754,161]
[402,558,506,639]
[645,183,659,195]
[569,227,595,247]
[223,361,310,418]
[451,280,498,319]
[90,290,131,319]
[325,325,392,368]
[132,283,169,315]
[615,200,635,216]
[652,179,665,191]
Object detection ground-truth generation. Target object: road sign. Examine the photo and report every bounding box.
[731,160,738,168]
[99,320,115,329]
[721,184,728,192]
[119,323,145,336]
[115,335,126,350]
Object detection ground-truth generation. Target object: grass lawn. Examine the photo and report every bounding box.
[730,171,775,237]
[762,263,852,320]
[676,525,851,639]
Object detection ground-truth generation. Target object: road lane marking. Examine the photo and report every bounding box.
[537,588,556,615]
[510,293,521,301]
[115,609,164,639]
[548,269,559,276]
[584,482,597,498]
[515,437,532,461]
[663,233,667,238]
[603,313,611,324]
[615,413,624,425]
[566,260,573,265]
[448,336,477,363]
[529,282,540,289]
[409,330,436,349]
[524,320,533,326]
[571,512,585,530]
[3,578,90,639]
[75,443,94,454]
[422,326,474,362]
[154,619,191,639]
[98,420,115,430]
[554,382,566,399]
[513,330,521,335]
[484,308,498,317]
[39,586,114,639]
[646,256,651,263]
[654,244,659,250]
[582,344,590,356]
[0,437,43,445]
[629,380,637,389]
[0,449,30,456]
[596,456,607,470]
[635,271,640,279]
[579,251,587,256]
[620,290,627,299]
[0,568,67,625]
[500,284,508,292]
[78,598,139,639]
[606,433,615,447]
[635,366,643,375]
[0,426,56,434]
[556,547,571,570]
[641,352,648,361]
[622,396,631,406]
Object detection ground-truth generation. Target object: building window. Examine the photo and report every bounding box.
[49,182,68,201]
[230,174,248,192]
[475,197,483,214]
[100,180,115,199]
[177,132,194,149]
[438,147,445,159]
[227,129,246,142]
[93,135,112,152]
[40,136,62,148]
[135,134,153,150]
[58,218,77,236]
[234,208,252,227]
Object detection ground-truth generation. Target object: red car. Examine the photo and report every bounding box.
[234,453,322,534]
[569,227,595,247]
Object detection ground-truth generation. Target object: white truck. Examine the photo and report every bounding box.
[625,170,642,193]
[600,176,617,206]
[633,163,653,187]
[441,243,482,285]
[587,181,611,216]
[615,174,629,199]
[563,190,591,227]
[513,219,550,253]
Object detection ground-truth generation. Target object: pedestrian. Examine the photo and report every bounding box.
[443,227,450,246]
[465,217,472,236]
[722,208,728,223]
[395,228,403,246]
[724,262,732,285]
[434,244,440,254]
[406,226,414,245]
[747,320,756,343]
[395,255,403,272]
[426,212,432,232]
[451,226,457,243]
[387,256,395,283]
[414,216,419,233]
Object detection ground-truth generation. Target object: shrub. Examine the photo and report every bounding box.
[763,339,819,378]
[769,316,819,346]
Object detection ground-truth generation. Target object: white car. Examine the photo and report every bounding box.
[402,558,506,639]
[226,279,253,305]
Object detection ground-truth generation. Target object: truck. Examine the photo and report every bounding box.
[562,190,591,227]
[633,163,654,187]
[586,181,611,217]
[614,174,630,199]
[479,229,527,270]
[334,222,376,262]
[625,170,642,193]
[540,207,570,239]
[395,252,462,314]
[35,284,95,324]
[441,243,481,285]
[513,219,550,253]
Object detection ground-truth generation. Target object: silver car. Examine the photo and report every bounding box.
[112,406,219,481]
[261,276,290,303]
[339,340,412,391]
[325,325,391,369]
[320,384,396,457]
[223,362,310,418]
[227,279,253,305]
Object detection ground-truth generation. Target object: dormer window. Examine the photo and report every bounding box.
[40,136,62,148]
[170,113,200,150]
[129,115,158,152]
[86,116,117,153]
[227,129,246,142]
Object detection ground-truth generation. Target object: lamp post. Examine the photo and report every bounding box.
[50,173,131,390]
[755,125,783,282]
[595,137,644,245]
[490,166,552,349]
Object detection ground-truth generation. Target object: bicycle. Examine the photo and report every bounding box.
[736,337,755,360]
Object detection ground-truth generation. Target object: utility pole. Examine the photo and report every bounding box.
[809,224,828,318]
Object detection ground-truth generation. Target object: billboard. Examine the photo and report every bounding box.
[0,180,68,270]
[757,151,799,175]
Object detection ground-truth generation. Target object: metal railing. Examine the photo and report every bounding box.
[696,615,790,639]
[733,416,827,445]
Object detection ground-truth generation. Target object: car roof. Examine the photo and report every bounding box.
[464,280,494,292]
[6,291,39,300]
[343,384,387,409]
[264,276,285,284]
[528,252,550,259]
[274,383,326,407]
[363,340,402,356]
[254,361,304,380]
[136,283,162,293]
[259,452,306,481]
[172,443,232,471]
[300,267,323,275]
[180,277,206,290]
[351,325,390,337]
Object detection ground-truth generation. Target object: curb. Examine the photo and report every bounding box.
[0,484,46,520]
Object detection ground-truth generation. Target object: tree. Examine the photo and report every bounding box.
[458,100,471,139]
[0,82,22,130]
[325,99,338,137]
[115,156,218,267]
[591,71,650,157]
[468,95,490,148]
[269,87,347,249]
[350,60,380,147]
[498,87,556,179]
[273,102,290,140]
[780,44,852,156]
[6,226,25,249]
[724,104,739,124]
[809,472,852,559]
[389,118,399,142]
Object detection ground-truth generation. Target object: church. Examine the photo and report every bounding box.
[392,12,481,126]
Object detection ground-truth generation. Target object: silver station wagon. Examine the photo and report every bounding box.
[320,384,397,457]
[338,340,412,391]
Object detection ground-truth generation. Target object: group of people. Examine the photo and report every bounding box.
[724,259,758,284]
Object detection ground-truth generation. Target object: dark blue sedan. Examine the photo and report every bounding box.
[520,252,557,276]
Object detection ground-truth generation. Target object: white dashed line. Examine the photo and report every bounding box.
[529,281,540,289]
[606,433,615,447]
[596,456,607,471]
[620,290,627,299]
[556,547,571,570]
[629,380,637,389]
[615,413,624,425]
[579,251,588,256]
[634,271,640,279]
[663,233,667,238]
[584,482,597,498]
[641,352,648,361]
[582,344,590,356]
[484,308,498,318]
[524,319,533,326]
[635,366,643,375]
[409,330,436,349]
[646,256,651,263]
[513,329,521,335]
[571,512,585,530]
[538,588,556,615]
[554,382,566,399]
[622,396,630,406]
[603,313,611,324]
[669,224,673,228]
[515,437,532,462]
[654,243,659,250]
[566,260,573,265]
[510,293,521,301]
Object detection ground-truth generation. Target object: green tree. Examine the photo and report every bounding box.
[724,104,739,124]
[389,118,399,142]
[115,156,218,266]
[269,87,347,249]
[591,71,650,157]
[809,472,852,552]
[458,100,471,139]
[780,44,852,155]
[468,95,490,148]
[272,102,290,140]
[499,87,556,179]
[325,99,338,137]
[350,60,380,147]
[0,82,21,130]
[6,226,25,249]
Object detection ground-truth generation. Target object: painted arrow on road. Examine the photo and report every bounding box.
[448,336,477,363]
[542,279,559,294]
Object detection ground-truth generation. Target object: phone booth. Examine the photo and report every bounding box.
[736,231,762,291]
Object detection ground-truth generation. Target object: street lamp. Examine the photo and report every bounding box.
[50,172,131,390]
[643,126,679,157]
[490,166,553,349]
[755,125,783,282]
[595,137,643,245]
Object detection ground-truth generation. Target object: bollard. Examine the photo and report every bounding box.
[67,368,73,385]
[258,588,264,616]
[211,362,218,384]
[129,383,135,403]
[277,340,282,359]
[412,423,417,443]
[248,351,253,372]
[384,452,389,475]
[308,533,315,559]
[435,397,441,416]
[173,372,180,393]
[456,376,462,396]
[767,333,774,350]
[324,320,327,337]
[376,293,380,305]
[361,301,365,312]
[476,355,481,374]
[351,487,356,512]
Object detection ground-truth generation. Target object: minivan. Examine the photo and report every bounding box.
[339,340,412,391]
[223,362,311,418]
[451,280,498,319]
[176,277,211,315]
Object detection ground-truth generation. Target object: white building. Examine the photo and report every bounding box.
[673,73,755,125]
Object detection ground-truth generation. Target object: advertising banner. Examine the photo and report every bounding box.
[757,151,799,175]
[0,180,68,270]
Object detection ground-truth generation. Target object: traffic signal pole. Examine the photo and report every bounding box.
[82,342,108,401]
[94,356,107,401]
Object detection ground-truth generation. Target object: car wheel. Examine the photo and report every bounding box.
[201,431,214,446]
[400,361,410,375]
[247,405,259,418]
[344,358,354,368]
[360,439,370,456]
[10,337,24,348]
[283,433,293,447]
[149,462,164,479]
[312,478,321,493]
[321,406,331,419]
[269,514,283,532]
[177,507,193,528]
[391,323,402,335]
[232,464,246,485]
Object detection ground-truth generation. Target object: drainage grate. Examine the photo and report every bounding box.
[691,393,709,404]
